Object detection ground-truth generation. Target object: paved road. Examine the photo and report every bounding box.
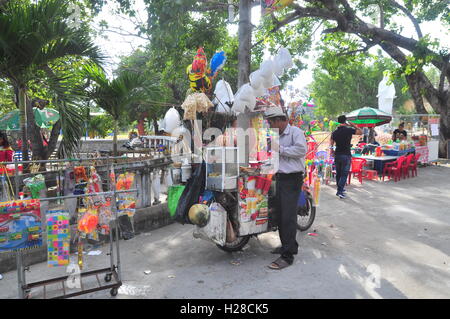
[1,165,449,299]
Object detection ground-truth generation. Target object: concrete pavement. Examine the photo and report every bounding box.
[0,164,449,299]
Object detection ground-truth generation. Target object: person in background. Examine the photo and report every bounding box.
[264,107,307,270]
[392,122,407,141]
[0,132,13,163]
[330,115,362,199]
[368,127,379,145]
[362,127,369,144]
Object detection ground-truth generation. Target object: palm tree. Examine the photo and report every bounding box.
[83,64,145,156]
[0,0,104,160]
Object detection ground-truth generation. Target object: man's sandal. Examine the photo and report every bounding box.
[268,257,292,270]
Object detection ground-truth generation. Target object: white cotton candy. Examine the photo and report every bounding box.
[213,80,234,113]
[277,47,293,69]
[260,59,274,78]
[163,107,181,134]
[233,83,256,113]
[249,70,264,89]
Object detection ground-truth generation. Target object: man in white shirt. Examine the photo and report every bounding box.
[265,107,307,270]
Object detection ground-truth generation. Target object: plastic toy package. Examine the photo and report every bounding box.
[46,210,70,267]
[0,199,42,252]
[23,174,46,199]
[115,172,136,217]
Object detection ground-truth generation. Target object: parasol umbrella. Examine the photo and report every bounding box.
[346,107,392,127]
[0,107,60,130]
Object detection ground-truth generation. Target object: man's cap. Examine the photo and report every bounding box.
[264,106,287,119]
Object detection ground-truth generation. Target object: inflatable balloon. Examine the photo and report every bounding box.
[163,107,181,134]
[186,64,212,93]
[191,47,207,75]
[209,51,227,78]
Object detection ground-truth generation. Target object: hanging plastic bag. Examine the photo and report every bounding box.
[213,80,234,113]
[233,83,256,112]
[168,185,185,217]
[164,107,181,134]
[174,161,206,224]
[276,47,293,69]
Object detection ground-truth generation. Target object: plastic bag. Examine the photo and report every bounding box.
[249,70,264,89]
[213,80,234,113]
[164,107,181,134]
[233,83,256,112]
[174,161,206,224]
[168,185,185,217]
[276,47,293,69]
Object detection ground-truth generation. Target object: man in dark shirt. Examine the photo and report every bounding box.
[330,115,362,199]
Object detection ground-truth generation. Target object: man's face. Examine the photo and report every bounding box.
[267,118,281,130]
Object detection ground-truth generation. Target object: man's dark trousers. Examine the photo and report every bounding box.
[335,154,352,194]
[275,172,303,264]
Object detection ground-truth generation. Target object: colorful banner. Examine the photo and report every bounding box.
[0,199,42,252]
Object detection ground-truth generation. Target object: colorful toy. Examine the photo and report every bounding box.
[209,51,227,78]
[46,210,70,267]
[0,199,42,252]
[77,209,98,234]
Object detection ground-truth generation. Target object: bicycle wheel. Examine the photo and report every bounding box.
[217,235,251,252]
[297,192,316,231]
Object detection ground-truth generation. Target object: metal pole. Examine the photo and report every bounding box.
[14,158,24,298]
[107,164,114,273]
[111,163,122,281]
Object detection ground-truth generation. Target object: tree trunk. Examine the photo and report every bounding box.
[18,86,29,162]
[153,117,159,135]
[438,95,450,158]
[406,73,428,114]
[237,0,252,89]
[137,117,146,136]
[26,98,46,161]
[113,119,118,156]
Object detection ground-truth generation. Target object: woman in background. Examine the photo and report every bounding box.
[0,132,13,163]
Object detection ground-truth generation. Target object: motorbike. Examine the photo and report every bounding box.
[215,182,316,252]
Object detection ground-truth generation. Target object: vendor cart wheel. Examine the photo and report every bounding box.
[104,274,112,282]
[217,235,250,253]
[110,287,118,297]
[297,193,316,232]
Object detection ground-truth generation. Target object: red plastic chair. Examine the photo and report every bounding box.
[389,156,406,182]
[401,154,415,178]
[348,158,367,184]
[408,153,421,177]
[383,156,402,181]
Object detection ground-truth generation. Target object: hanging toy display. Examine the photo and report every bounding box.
[208,51,227,78]
[116,172,136,217]
[23,174,46,199]
[77,208,99,234]
[186,47,213,93]
[86,166,105,208]
[46,210,70,267]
